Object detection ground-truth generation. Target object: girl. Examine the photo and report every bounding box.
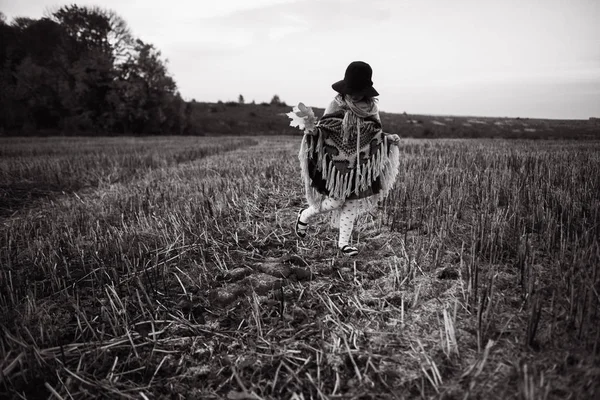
[295,61,401,256]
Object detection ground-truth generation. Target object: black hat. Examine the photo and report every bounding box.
[332,61,379,97]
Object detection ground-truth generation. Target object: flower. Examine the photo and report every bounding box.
[286,102,317,134]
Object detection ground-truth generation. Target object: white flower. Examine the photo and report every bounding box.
[286,102,317,134]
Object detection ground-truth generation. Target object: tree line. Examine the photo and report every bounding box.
[0,5,192,135]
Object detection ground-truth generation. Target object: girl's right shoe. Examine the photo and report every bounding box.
[339,245,359,257]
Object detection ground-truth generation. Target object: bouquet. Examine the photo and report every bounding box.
[286,102,317,134]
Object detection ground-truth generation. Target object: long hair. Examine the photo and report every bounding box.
[341,94,379,110]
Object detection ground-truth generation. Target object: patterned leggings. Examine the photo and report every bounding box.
[299,198,359,248]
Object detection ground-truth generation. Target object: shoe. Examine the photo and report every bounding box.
[339,245,358,257]
[295,209,308,238]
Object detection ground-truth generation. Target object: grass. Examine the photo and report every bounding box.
[0,136,257,217]
[0,135,599,399]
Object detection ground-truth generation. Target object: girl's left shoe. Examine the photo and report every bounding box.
[295,209,309,238]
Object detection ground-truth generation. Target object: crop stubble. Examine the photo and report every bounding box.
[0,136,598,399]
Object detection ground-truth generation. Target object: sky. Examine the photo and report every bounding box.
[3,0,600,119]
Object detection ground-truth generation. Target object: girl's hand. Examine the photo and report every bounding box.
[287,103,317,134]
[387,133,400,145]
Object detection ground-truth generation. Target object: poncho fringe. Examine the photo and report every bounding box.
[298,111,401,221]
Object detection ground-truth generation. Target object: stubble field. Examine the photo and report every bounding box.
[0,135,599,399]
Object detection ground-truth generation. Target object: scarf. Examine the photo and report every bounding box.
[335,95,380,144]
[298,96,400,216]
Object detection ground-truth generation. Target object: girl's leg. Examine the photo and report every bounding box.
[338,200,359,249]
[299,197,345,224]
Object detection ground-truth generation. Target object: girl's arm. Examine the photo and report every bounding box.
[323,99,341,116]
[306,100,339,136]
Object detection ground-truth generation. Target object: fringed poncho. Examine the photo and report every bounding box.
[298,97,400,216]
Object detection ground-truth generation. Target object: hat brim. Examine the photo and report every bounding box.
[332,80,379,97]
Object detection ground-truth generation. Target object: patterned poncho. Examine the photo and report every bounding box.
[298,95,400,215]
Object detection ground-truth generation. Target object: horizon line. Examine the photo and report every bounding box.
[187,100,597,121]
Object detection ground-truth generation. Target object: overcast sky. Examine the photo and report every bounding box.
[3,0,599,119]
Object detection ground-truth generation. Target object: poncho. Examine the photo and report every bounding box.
[298,96,401,216]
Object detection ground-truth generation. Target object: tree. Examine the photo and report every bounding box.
[238,94,245,104]
[0,6,185,135]
[48,5,139,132]
[0,17,70,131]
[10,17,36,30]
[270,94,281,105]
[51,5,112,57]
[115,39,178,133]
[49,5,134,65]
[101,8,135,64]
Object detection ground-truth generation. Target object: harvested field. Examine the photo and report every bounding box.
[1,136,599,399]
